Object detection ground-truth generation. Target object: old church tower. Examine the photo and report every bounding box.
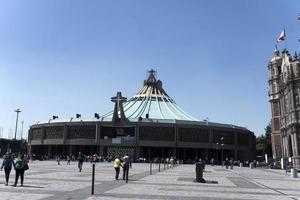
[268,47,300,167]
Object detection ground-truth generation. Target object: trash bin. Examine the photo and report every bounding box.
[291,168,298,178]
[195,162,205,183]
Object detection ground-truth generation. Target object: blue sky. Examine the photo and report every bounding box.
[0,0,299,138]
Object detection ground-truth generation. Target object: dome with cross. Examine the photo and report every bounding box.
[101,69,198,122]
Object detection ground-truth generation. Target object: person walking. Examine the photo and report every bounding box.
[1,153,13,186]
[67,155,71,165]
[57,155,61,165]
[113,155,122,180]
[14,153,28,187]
[92,154,98,163]
[122,154,130,181]
[77,152,84,172]
[225,158,229,169]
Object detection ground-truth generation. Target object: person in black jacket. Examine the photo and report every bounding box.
[1,153,14,186]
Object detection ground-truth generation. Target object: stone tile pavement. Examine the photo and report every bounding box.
[0,160,299,200]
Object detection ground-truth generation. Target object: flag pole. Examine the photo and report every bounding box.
[284,27,287,49]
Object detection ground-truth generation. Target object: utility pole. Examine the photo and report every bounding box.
[216,143,219,165]
[298,14,300,42]
[220,137,224,166]
[21,121,24,140]
[14,109,21,140]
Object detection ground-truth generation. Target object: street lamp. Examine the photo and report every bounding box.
[298,14,300,42]
[21,121,24,140]
[220,137,224,167]
[216,142,219,165]
[14,109,21,140]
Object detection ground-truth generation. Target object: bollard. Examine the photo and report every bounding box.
[150,162,152,175]
[164,162,166,170]
[195,162,205,183]
[291,168,298,178]
[159,162,161,172]
[91,163,95,195]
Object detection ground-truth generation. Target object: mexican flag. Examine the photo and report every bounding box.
[276,29,285,43]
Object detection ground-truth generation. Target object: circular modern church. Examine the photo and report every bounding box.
[28,70,255,163]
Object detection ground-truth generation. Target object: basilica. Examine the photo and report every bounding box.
[268,47,300,167]
[29,70,255,162]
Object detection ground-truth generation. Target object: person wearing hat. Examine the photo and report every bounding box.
[1,153,14,186]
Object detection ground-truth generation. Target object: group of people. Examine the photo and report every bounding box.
[71,152,133,180]
[1,152,29,186]
[113,154,131,181]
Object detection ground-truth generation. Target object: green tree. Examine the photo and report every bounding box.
[0,139,28,155]
[256,122,272,158]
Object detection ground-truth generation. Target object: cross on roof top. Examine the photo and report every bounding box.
[111,92,127,124]
[147,69,157,83]
[111,92,127,104]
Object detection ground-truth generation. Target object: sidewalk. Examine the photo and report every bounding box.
[0,161,299,200]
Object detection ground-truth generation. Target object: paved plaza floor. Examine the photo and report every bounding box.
[0,160,299,200]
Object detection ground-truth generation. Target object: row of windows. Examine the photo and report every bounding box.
[30,126,250,146]
[139,126,174,141]
[67,126,96,139]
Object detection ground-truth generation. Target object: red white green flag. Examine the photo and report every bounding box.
[276,29,285,43]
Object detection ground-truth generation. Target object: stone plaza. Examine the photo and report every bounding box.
[0,160,299,200]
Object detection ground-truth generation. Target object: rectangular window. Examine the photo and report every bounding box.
[272,102,280,116]
[273,118,280,131]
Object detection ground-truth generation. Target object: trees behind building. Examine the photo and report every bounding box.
[0,139,28,155]
[256,122,272,159]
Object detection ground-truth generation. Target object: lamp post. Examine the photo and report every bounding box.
[21,121,24,140]
[14,109,21,140]
[298,14,300,42]
[220,137,224,167]
[216,143,219,165]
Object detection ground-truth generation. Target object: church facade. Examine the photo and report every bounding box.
[28,70,255,163]
[268,47,300,167]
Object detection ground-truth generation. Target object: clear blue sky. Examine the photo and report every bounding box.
[0,0,299,138]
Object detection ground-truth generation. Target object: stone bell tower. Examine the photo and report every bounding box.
[268,46,300,167]
[279,49,300,168]
[268,46,283,159]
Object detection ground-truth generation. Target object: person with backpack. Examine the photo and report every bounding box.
[13,152,28,187]
[1,153,13,186]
